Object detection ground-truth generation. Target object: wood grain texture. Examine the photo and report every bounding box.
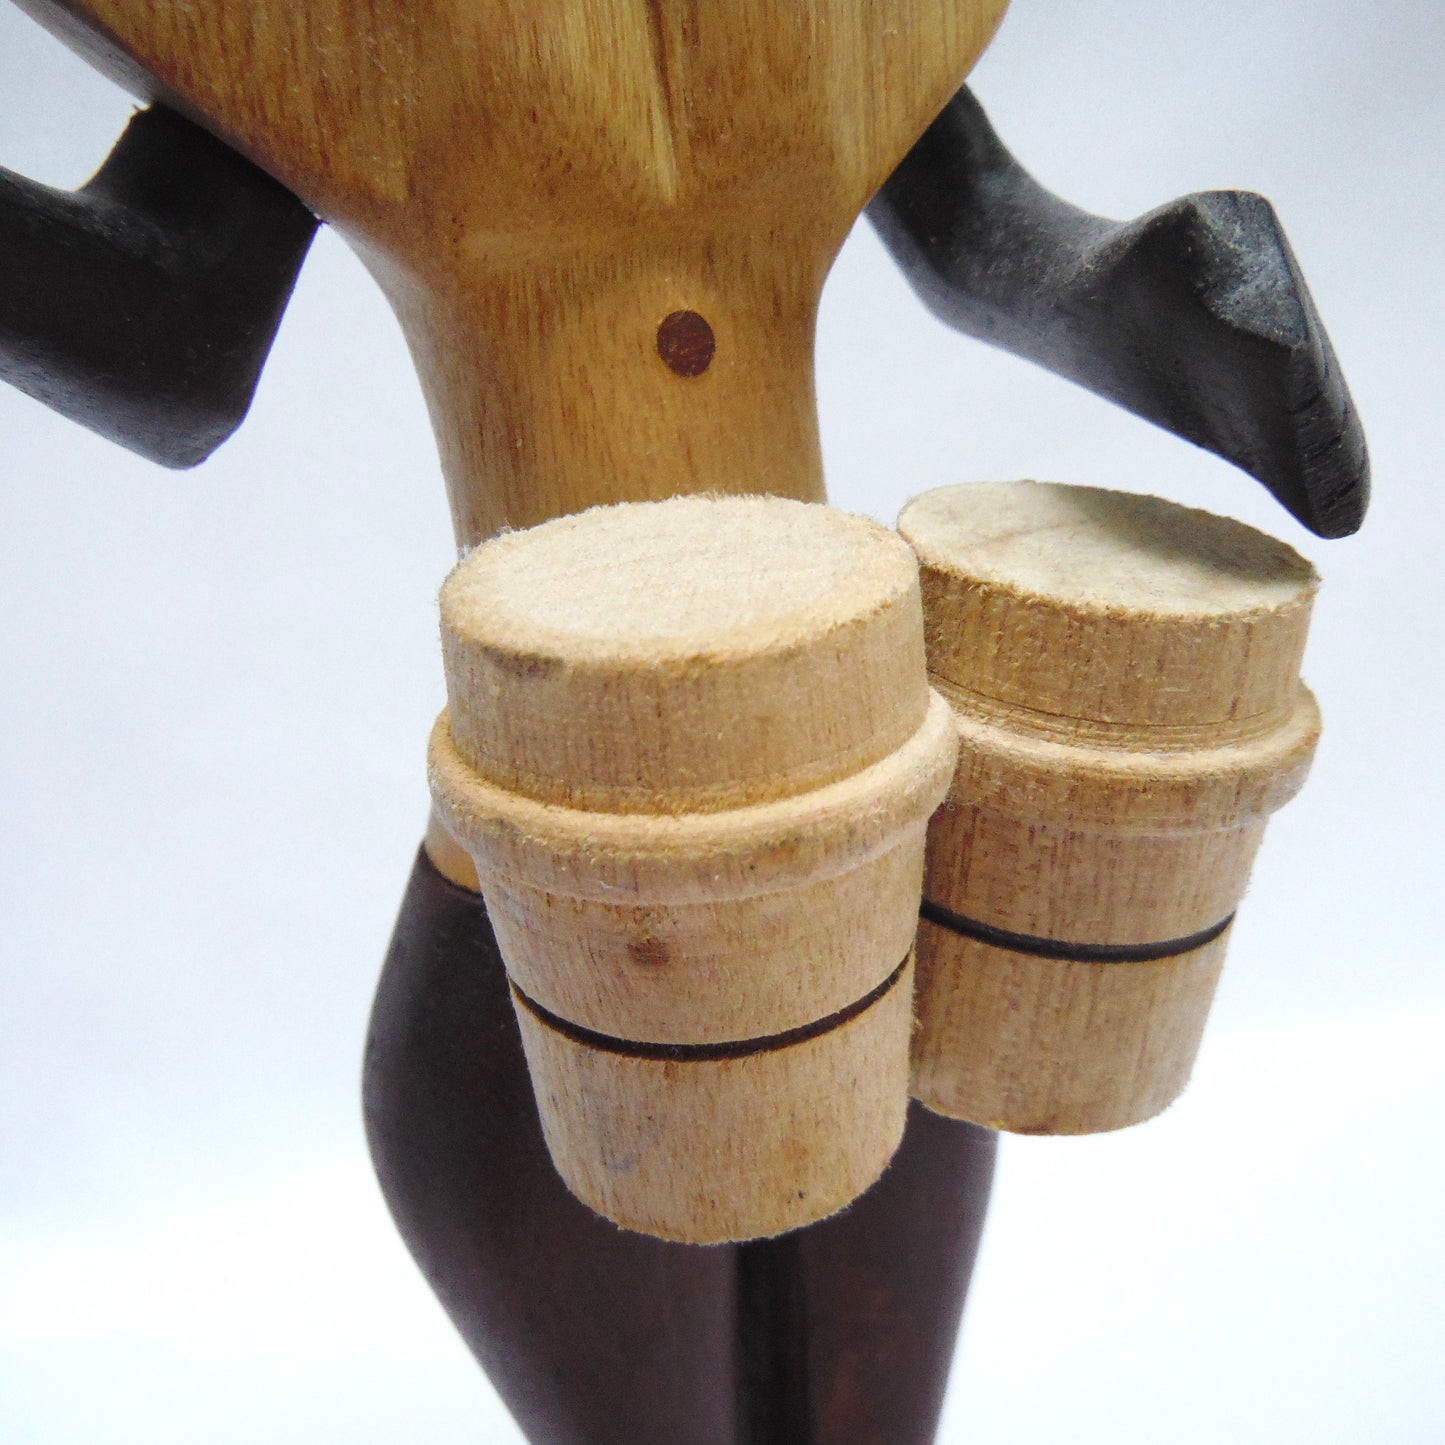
[436,495,930,815]
[28,0,1010,543]
[900,482,1320,1134]
[513,955,915,1244]
[914,926,1229,1136]
[483,838,924,1045]
[430,496,957,1241]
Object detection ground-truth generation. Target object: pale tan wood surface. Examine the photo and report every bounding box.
[422,808,481,892]
[430,495,957,1241]
[515,955,915,1243]
[481,835,926,1046]
[437,494,929,815]
[900,482,1321,1134]
[915,935,1228,1137]
[27,0,1010,543]
[908,481,1317,744]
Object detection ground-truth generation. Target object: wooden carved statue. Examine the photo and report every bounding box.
[0,2,1367,1441]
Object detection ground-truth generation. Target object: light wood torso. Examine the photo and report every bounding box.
[20,0,1010,542]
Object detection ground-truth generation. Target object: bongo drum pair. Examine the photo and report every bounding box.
[429,482,1319,1244]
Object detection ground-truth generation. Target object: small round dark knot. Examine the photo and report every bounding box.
[627,936,672,970]
[656,310,715,377]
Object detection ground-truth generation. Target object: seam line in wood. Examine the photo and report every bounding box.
[509,956,911,1063]
[918,900,1235,964]
[930,674,1295,753]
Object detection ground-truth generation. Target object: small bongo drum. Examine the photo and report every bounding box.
[429,494,957,1240]
[900,481,1320,1134]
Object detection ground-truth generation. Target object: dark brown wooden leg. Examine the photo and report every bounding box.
[365,848,996,1444]
[738,1107,995,1444]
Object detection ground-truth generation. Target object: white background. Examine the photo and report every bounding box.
[2,1,1441,1440]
